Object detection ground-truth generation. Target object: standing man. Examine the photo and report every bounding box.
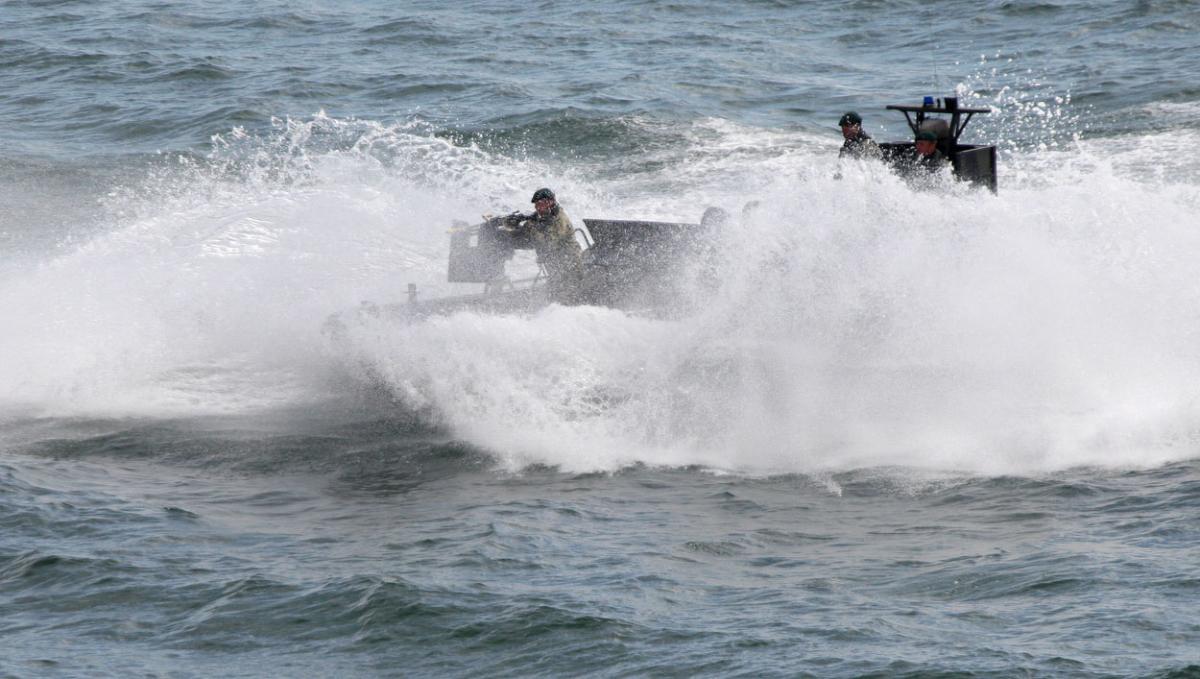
[508,187,585,304]
[838,111,879,159]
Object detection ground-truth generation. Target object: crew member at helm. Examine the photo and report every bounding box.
[506,187,585,304]
[910,130,948,171]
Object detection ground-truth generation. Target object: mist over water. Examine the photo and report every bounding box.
[340,128,1200,475]
[3,109,1199,477]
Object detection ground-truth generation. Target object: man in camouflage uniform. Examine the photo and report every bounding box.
[509,187,585,304]
[838,111,880,159]
[909,130,948,172]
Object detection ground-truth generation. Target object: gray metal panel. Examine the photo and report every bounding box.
[953,145,998,193]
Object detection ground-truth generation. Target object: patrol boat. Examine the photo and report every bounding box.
[878,95,998,192]
[329,208,726,330]
[331,97,998,330]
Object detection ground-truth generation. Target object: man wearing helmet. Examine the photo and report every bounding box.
[834,111,881,180]
[837,111,879,160]
[506,188,585,304]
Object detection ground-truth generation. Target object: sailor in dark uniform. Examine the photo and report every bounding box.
[838,111,880,159]
[909,130,948,172]
[507,188,585,304]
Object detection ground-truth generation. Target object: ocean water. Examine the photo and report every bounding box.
[3,0,1200,676]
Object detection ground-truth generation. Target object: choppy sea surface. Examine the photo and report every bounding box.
[3,1,1200,676]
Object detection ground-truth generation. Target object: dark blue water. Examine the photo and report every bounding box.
[3,1,1200,676]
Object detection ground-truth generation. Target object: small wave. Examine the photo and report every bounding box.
[166,61,237,82]
[0,550,139,589]
[995,0,1068,16]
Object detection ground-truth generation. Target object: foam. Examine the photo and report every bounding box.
[3,112,1199,474]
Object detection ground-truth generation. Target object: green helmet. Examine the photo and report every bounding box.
[838,111,862,126]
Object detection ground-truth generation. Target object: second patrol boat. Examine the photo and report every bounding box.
[878,95,998,192]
